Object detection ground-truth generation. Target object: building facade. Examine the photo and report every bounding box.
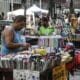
[0,0,21,16]
[64,0,80,8]
[0,0,80,17]
[0,0,48,17]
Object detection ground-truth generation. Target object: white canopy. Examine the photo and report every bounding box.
[27,4,48,13]
[7,4,48,20]
[7,9,24,16]
[7,9,33,20]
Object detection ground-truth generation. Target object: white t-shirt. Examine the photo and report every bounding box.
[64,18,69,24]
[5,25,12,28]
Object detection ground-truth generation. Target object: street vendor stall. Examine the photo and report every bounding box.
[0,50,72,80]
[24,35,65,52]
[0,34,74,80]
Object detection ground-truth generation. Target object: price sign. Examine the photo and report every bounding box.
[52,63,67,80]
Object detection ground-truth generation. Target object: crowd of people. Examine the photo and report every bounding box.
[0,11,80,54]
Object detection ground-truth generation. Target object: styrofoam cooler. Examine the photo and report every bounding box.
[13,69,40,80]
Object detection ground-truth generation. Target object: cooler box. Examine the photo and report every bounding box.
[66,58,74,71]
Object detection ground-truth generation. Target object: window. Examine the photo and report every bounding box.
[9,3,21,11]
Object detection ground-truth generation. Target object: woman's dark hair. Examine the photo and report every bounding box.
[42,17,48,22]
[13,15,26,23]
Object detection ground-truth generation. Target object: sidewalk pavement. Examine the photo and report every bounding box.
[69,70,80,80]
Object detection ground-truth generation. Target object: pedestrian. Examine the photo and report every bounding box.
[1,12,5,20]
[38,17,54,35]
[1,15,30,55]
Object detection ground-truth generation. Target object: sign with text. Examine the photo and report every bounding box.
[52,63,67,80]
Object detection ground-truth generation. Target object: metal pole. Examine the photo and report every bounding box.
[24,3,26,16]
[11,0,13,12]
[53,2,56,19]
[11,0,14,20]
[40,0,42,8]
[21,0,27,16]
[70,0,74,14]
[24,0,27,16]
[48,0,52,18]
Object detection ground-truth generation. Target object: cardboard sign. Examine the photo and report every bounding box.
[52,63,67,80]
[71,18,78,29]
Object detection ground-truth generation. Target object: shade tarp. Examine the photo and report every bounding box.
[7,4,48,20]
[26,4,48,13]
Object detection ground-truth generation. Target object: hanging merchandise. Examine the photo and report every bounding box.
[71,15,78,29]
[38,38,45,47]
[40,52,63,80]
[0,46,70,80]
[44,38,49,47]
[38,36,64,50]
[62,25,71,37]
[58,38,65,48]
[49,38,53,47]
[53,38,58,49]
